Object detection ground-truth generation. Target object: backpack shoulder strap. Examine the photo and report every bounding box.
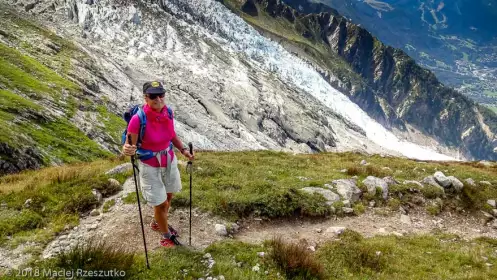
[166,106,173,120]
[137,106,147,147]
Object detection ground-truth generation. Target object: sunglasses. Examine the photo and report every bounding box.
[146,93,165,100]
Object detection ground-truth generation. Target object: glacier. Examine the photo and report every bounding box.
[159,0,454,160]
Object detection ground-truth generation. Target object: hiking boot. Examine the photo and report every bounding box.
[150,221,179,237]
[150,220,160,232]
[168,224,179,237]
[169,235,182,246]
[159,237,175,248]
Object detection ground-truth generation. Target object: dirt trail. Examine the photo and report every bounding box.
[3,176,495,272]
[47,176,496,256]
[235,209,497,246]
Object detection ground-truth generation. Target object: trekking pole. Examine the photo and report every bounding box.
[188,142,193,246]
[128,135,150,269]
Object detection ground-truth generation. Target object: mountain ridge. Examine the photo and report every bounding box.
[224,0,497,160]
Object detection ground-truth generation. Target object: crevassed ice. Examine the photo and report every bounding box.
[160,0,454,160]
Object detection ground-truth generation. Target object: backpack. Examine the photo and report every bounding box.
[121,104,173,153]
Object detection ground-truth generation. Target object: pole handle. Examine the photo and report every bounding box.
[188,142,193,154]
[128,135,135,161]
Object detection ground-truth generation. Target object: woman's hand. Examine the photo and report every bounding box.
[181,149,194,161]
[122,144,137,156]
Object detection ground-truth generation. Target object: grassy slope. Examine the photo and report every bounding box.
[0,7,124,166]
[0,151,496,278]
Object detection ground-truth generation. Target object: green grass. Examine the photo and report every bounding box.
[0,158,130,249]
[96,105,126,145]
[0,7,123,168]
[316,230,497,279]
[102,199,116,213]
[15,230,497,280]
[0,43,79,98]
[1,151,497,278]
[0,42,112,163]
[169,151,497,220]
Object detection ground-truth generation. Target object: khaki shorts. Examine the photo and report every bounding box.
[137,156,182,206]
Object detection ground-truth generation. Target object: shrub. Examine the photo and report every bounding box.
[269,237,325,279]
[54,238,135,276]
[421,185,444,199]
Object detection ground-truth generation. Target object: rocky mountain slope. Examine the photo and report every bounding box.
[289,0,497,109]
[223,0,497,161]
[0,0,471,175]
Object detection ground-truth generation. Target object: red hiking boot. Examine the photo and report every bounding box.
[159,235,182,247]
[150,221,179,237]
[159,237,175,248]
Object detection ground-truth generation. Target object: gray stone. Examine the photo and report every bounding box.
[91,189,103,204]
[479,161,496,167]
[422,176,445,193]
[434,172,451,188]
[369,200,376,207]
[360,160,367,165]
[230,223,240,233]
[105,163,132,175]
[383,176,398,186]
[342,207,354,214]
[90,209,100,216]
[342,200,351,208]
[447,176,464,192]
[481,211,494,219]
[88,224,98,230]
[23,198,32,208]
[331,179,362,202]
[465,178,476,186]
[400,214,411,225]
[487,200,496,208]
[362,176,389,200]
[108,178,122,190]
[215,224,228,236]
[300,187,340,205]
[480,181,492,186]
[326,226,346,235]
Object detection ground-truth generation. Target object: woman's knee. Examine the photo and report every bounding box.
[155,200,169,211]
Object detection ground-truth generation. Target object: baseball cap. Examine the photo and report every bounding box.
[143,81,166,94]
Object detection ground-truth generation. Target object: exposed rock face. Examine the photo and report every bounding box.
[0,143,43,176]
[242,0,497,161]
[241,0,258,17]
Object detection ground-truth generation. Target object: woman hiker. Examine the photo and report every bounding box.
[122,81,194,247]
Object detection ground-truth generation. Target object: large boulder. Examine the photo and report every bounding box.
[447,176,464,192]
[362,176,389,200]
[300,187,340,206]
[433,171,451,188]
[329,179,362,202]
[422,176,445,193]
